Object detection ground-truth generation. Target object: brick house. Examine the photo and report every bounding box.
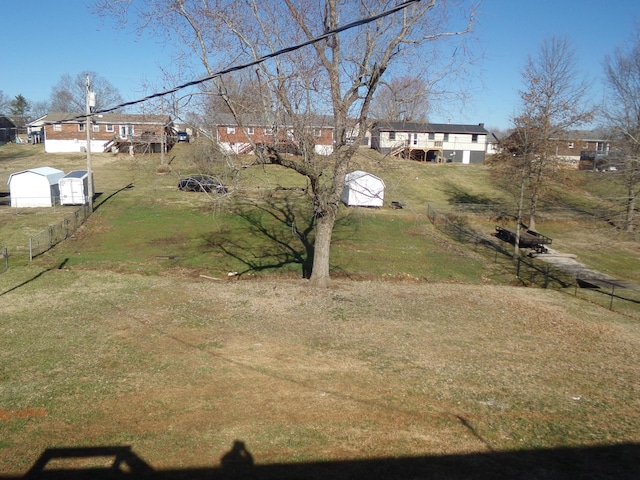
[29,113,174,154]
[548,131,610,169]
[212,113,334,156]
[370,121,490,164]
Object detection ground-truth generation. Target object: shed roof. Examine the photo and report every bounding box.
[62,170,88,179]
[8,167,64,185]
[345,170,384,184]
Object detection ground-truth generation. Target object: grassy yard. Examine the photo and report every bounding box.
[1,142,640,478]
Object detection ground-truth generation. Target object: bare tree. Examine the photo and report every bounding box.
[602,26,640,232]
[503,37,594,233]
[49,71,124,113]
[95,0,475,286]
[370,75,431,121]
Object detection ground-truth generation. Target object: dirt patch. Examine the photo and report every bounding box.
[0,408,48,421]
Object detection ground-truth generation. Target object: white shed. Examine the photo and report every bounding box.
[59,170,90,205]
[8,167,65,207]
[341,170,385,207]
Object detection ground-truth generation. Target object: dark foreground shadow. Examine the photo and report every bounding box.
[3,441,640,479]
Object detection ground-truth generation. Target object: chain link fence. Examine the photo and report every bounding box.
[28,205,91,260]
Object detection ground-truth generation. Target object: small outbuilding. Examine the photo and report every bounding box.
[8,167,65,207]
[59,170,91,205]
[341,170,385,207]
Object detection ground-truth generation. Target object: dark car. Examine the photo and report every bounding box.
[177,131,189,142]
[178,175,227,193]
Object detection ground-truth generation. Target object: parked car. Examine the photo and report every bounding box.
[178,175,227,193]
[177,131,189,142]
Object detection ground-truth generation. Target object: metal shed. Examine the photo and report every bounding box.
[8,167,65,208]
[340,170,385,207]
[59,170,91,205]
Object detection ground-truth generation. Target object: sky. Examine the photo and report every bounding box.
[1,0,638,131]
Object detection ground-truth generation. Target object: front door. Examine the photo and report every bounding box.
[462,150,470,164]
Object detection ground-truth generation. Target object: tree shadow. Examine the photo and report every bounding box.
[8,441,640,479]
[202,192,317,278]
[442,182,495,206]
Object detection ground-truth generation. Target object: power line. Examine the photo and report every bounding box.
[54,0,422,124]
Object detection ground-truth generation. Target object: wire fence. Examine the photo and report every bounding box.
[28,205,91,261]
[427,203,640,319]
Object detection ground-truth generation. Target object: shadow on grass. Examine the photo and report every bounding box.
[92,184,135,212]
[6,441,640,479]
[0,258,68,297]
[202,194,317,279]
[443,182,495,206]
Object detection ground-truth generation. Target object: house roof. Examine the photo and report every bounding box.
[549,130,609,142]
[211,112,334,129]
[31,112,172,126]
[0,115,17,128]
[372,121,489,135]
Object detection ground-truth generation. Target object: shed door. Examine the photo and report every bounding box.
[69,180,85,203]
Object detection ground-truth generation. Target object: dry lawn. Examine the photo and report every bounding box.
[1,269,639,477]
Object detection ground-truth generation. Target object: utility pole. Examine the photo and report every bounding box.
[86,74,94,212]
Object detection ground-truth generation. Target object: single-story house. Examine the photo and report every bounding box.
[370,121,490,164]
[211,112,335,156]
[8,167,65,207]
[28,113,174,154]
[341,170,385,207]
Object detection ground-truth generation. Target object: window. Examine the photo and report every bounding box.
[247,127,254,135]
[471,134,478,143]
[265,128,273,136]
[53,124,62,131]
[389,131,396,141]
[412,133,418,145]
[106,124,114,133]
[443,133,449,142]
[78,123,85,132]
[428,133,435,140]
[93,124,100,132]
[314,128,322,137]
[568,141,574,149]
[227,126,236,134]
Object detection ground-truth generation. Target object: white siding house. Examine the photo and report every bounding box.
[370,121,490,164]
[8,167,65,207]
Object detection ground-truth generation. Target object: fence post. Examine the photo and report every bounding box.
[544,264,550,289]
[609,284,615,310]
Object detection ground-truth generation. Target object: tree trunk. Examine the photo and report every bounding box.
[309,213,336,287]
[625,182,636,233]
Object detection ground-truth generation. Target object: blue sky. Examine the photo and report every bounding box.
[1,0,638,130]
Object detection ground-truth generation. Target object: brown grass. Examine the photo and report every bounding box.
[1,270,639,476]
